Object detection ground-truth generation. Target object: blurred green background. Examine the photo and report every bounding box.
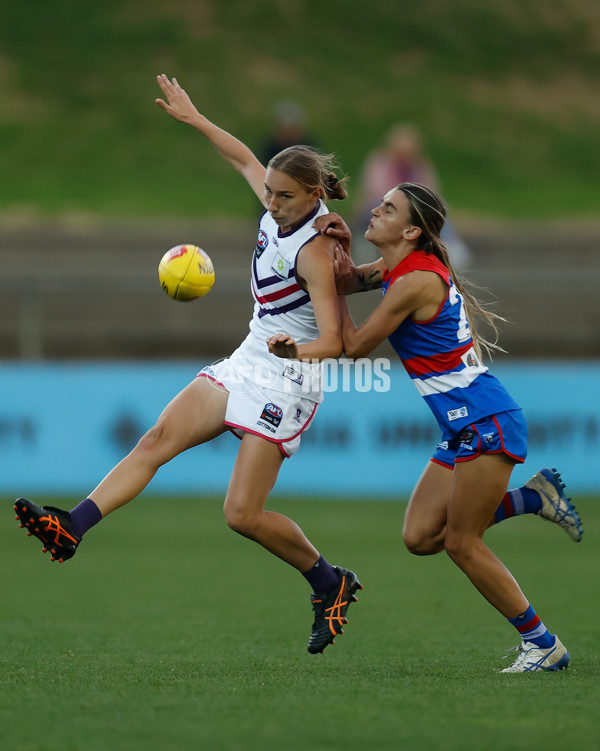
[1,0,599,221]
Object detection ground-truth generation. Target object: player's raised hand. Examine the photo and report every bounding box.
[267,333,299,360]
[155,74,200,123]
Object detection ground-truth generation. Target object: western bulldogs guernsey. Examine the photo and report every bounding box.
[382,250,520,438]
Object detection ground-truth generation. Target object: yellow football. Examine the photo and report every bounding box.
[158,244,215,301]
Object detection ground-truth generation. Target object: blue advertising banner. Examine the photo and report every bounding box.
[1,361,598,498]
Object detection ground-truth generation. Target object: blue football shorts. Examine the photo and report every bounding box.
[432,409,527,469]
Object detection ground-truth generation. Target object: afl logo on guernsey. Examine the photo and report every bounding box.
[255,230,269,257]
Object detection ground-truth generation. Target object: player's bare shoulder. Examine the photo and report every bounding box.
[308,229,339,258]
[296,232,337,289]
[297,231,336,269]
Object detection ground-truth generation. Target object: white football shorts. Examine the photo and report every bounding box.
[198,357,319,458]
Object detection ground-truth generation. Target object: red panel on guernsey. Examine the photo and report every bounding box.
[383,250,456,376]
[383,249,450,287]
[403,340,475,376]
[254,281,302,304]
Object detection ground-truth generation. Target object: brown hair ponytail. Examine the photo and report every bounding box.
[268,146,348,202]
[398,182,506,360]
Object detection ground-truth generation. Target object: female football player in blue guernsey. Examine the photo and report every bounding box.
[14,74,361,656]
[305,183,583,673]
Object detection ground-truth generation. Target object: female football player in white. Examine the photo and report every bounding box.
[15,75,361,655]
[304,184,582,673]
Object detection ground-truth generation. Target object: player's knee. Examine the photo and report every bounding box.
[402,526,444,556]
[134,423,170,466]
[403,533,442,556]
[223,498,260,538]
[137,423,164,450]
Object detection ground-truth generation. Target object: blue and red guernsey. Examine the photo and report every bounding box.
[382,250,520,438]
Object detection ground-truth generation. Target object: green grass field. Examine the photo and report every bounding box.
[1,0,599,220]
[2,494,599,751]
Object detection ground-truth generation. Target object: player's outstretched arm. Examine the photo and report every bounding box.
[155,74,266,204]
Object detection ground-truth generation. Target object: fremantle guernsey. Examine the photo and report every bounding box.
[250,200,328,343]
[223,200,330,403]
[382,250,520,438]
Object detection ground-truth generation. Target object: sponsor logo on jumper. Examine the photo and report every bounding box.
[260,402,283,428]
[272,252,290,279]
[283,365,304,385]
[447,406,468,421]
[461,348,480,368]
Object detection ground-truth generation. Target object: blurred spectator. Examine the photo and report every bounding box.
[259,100,321,164]
[353,124,470,268]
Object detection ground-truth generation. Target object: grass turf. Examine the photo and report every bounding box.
[2,494,599,750]
[1,0,598,220]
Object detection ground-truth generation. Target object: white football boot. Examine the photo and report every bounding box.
[501,636,570,673]
[526,468,583,542]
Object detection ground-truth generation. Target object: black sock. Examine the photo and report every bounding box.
[69,498,102,538]
[302,555,340,594]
